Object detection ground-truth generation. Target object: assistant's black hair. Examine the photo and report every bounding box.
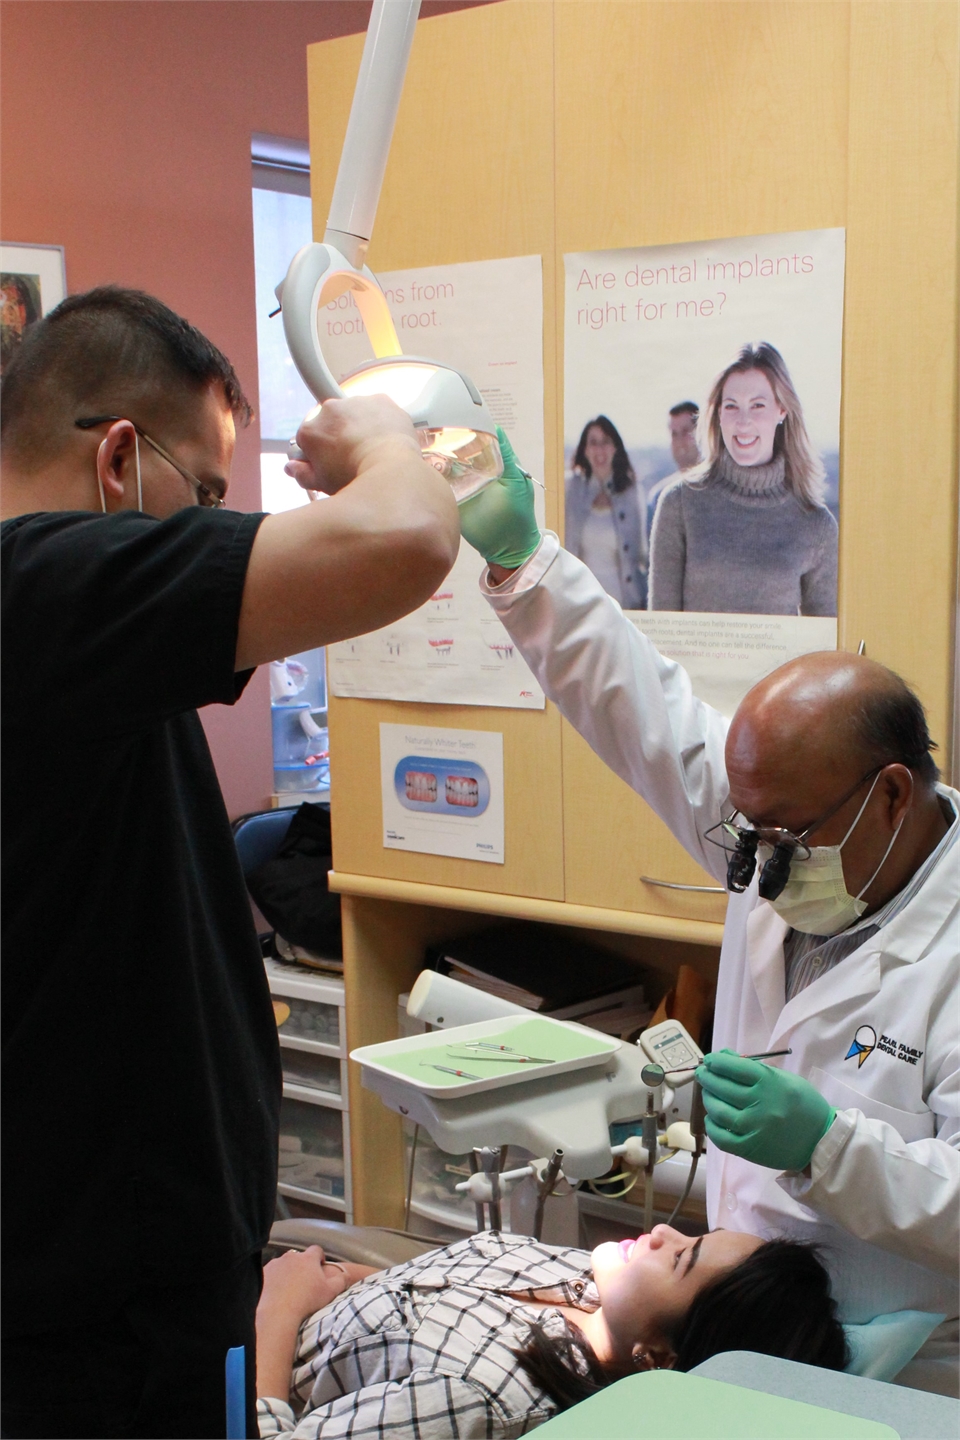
[514,1240,848,1413]
[1,285,252,469]
[669,400,699,418]
[852,680,940,784]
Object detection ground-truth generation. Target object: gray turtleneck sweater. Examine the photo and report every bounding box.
[648,450,837,615]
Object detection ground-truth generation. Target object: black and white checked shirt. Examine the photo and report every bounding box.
[257,1232,599,1439]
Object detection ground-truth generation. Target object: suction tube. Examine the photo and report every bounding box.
[325,0,422,267]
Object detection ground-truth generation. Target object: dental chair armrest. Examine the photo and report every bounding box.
[268,1219,437,1270]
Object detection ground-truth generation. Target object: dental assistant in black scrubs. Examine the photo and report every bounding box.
[0,286,459,1440]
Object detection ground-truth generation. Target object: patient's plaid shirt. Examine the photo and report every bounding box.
[257,1232,599,1439]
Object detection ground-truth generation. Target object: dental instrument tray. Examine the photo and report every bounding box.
[351,1016,620,1098]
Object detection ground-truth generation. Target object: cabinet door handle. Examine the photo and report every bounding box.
[640,875,725,894]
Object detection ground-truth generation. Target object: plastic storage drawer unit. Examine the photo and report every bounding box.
[266,960,352,1221]
[278,1095,346,1201]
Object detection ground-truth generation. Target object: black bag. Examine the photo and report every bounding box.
[246,803,342,957]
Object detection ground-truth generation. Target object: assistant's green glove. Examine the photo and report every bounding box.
[696,1050,836,1173]
[458,426,541,570]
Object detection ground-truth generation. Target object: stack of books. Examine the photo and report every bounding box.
[426,923,652,1040]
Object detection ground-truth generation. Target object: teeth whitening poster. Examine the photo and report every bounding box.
[380,723,504,863]
[564,228,844,716]
[325,254,545,710]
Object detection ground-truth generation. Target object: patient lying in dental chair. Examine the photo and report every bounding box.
[255,1226,847,1438]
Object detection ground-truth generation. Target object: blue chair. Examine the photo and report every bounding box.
[231,807,299,878]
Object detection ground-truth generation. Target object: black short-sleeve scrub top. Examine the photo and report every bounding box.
[1,508,282,1335]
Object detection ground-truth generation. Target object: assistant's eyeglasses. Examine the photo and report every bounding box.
[75,416,226,508]
[704,765,885,900]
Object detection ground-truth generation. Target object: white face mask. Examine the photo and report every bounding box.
[98,431,142,514]
[766,772,906,936]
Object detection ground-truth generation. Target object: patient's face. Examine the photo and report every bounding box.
[591,1225,760,1356]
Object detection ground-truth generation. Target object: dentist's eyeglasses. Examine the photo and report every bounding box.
[75,416,226,508]
[704,765,884,900]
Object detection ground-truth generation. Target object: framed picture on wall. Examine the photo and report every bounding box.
[1,241,66,375]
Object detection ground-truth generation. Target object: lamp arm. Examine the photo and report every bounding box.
[325,0,422,267]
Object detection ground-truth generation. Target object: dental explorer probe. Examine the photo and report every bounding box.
[667,1047,792,1073]
[422,1063,482,1079]
[458,1042,556,1062]
[444,1052,556,1065]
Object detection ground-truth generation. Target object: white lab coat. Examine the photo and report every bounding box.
[483,535,959,1327]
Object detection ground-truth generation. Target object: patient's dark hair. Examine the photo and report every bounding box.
[514,1240,848,1411]
[1,285,252,471]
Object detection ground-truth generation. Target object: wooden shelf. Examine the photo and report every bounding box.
[328,871,725,947]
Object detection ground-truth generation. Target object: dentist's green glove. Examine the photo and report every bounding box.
[696,1050,836,1173]
[458,426,541,570]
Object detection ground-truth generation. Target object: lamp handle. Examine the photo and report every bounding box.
[280,242,404,404]
[280,242,344,403]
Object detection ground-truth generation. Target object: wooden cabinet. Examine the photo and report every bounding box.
[308,0,959,1221]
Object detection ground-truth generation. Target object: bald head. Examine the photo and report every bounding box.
[726,652,938,827]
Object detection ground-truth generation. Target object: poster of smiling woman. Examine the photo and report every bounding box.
[564,228,845,714]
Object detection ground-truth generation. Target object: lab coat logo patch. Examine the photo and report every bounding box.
[845,1025,877,1069]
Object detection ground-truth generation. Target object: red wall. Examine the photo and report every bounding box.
[1,0,488,817]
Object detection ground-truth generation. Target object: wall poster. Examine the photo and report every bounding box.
[564,228,845,715]
[325,254,546,710]
[380,723,504,864]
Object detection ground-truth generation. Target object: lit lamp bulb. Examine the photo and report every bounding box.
[339,358,502,503]
[279,246,503,505]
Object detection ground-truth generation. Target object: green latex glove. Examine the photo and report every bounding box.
[696,1049,836,1173]
[458,426,541,569]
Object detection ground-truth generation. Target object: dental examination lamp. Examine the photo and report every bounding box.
[276,0,503,504]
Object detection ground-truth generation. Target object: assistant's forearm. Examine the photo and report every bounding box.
[236,442,459,668]
[780,1110,960,1274]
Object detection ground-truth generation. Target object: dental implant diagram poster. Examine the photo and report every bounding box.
[380,724,504,864]
[325,254,545,709]
[564,228,844,716]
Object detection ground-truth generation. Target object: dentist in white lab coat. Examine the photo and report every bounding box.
[459,435,959,1393]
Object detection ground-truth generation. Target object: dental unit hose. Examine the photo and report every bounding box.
[665,1078,706,1229]
[641,1065,661,1234]
[533,1149,565,1242]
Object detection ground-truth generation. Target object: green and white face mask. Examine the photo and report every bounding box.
[766,772,905,936]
